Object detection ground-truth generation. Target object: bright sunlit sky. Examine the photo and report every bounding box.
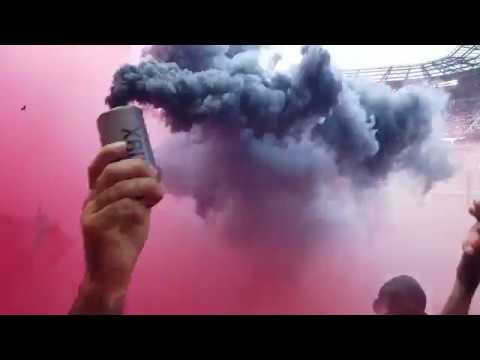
[129,45,457,70]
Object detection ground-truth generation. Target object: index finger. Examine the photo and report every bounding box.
[88,142,128,189]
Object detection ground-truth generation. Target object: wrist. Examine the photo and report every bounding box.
[453,279,476,300]
[82,271,129,298]
[71,274,128,315]
[456,254,480,296]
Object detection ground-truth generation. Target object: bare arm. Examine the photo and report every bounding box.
[441,255,479,315]
[70,142,163,315]
[70,275,126,315]
[442,202,480,315]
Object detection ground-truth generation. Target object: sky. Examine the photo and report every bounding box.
[130,45,458,70]
[327,45,457,68]
[276,45,457,69]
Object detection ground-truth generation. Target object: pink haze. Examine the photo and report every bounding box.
[0,45,477,314]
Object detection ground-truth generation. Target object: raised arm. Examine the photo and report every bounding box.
[70,142,163,314]
[442,201,480,315]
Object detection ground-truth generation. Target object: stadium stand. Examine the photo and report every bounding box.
[343,45,480,140]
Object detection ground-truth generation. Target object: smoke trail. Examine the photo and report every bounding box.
[107,45,453,246]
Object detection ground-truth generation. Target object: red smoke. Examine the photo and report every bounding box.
[0,45,476,314]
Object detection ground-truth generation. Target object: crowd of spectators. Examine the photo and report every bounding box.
[445,98,480,138]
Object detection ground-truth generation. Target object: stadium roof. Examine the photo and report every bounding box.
[343,45,480,84]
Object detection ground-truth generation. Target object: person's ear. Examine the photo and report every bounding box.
[372,298,380,314]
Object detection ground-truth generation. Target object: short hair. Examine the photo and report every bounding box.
[374,275,427,315]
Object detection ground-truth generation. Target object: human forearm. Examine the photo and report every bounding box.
[73,143,162,314]
[442,280,475,315]
[69,275,127,315]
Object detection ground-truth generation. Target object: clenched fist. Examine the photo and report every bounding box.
[71,142,163,314]
[457,200,480,295]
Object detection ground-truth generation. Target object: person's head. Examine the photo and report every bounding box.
[373,275,427,315]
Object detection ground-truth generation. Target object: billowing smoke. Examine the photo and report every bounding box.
[106,45,454,247]
[107,45,340,136]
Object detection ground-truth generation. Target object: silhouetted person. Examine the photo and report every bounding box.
[373,275,427,315]
[441,201,480,315]
[374,201,480,315]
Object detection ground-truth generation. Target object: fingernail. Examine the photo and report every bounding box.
[111,141,127,151]
[150,165,161,180]
[148,166,157,175]
[149,166,162,180]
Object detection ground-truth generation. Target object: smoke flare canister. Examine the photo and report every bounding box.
[97,106,156,167]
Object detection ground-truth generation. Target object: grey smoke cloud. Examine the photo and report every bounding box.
[313,79,453,188]
[107,45,453,246]
[107,45,340,136]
